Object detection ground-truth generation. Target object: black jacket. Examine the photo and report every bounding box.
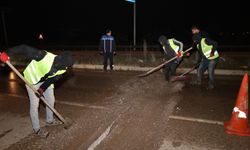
[99,35,116,54]
[6,44,66,91]
[197,38,218,62]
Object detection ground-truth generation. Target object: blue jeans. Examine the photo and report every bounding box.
[26,83,55,132]
[197,58,218,86]
[164,59,181,81]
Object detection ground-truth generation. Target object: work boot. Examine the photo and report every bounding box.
[46,119,63,127]
[35,128,49,138]
[110,65,115,71]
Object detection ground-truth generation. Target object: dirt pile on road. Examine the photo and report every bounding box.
[94,73,186,150]
[6,72,185,150]
[111,73,185,105]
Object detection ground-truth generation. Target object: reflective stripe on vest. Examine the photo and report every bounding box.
[168,39,179,54]
[198,38,219,60]
[48,70,66,78]
[23,52,66,85]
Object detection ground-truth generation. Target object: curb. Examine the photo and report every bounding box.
[73,64,250,76]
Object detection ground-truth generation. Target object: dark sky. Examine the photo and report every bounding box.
[0,0,250,46]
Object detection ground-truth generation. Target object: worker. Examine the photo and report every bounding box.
[192,33,219,90]
[191,26,210,64]
[99,29,116,71]
[158,35,184,82]
[0,44,74,138]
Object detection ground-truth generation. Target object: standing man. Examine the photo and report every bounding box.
[158,35,184,82]
[0,44,74,138]
[99,29,116,71]
[192,34,219,90]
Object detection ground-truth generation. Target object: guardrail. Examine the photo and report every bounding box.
[30,45,250,52]
[2,45,250,70]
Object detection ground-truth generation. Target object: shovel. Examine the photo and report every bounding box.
[171,63,200,82]
[137,47,193,77]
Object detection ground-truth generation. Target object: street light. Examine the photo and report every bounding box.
[125,0,136,48]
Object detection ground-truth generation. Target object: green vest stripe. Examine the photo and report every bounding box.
[30,62,40,82]
[23,52,66,85]
[168,39,179,54]
[26,65,37,84]
[198,38,219,60]
[49,70,66,78]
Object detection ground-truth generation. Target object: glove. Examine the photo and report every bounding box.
[210,52,214,57]
[177,51,183,58]
[37,88,44,96]
[0,52,10,63]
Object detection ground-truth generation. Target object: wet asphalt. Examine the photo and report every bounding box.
[0,69,250,150]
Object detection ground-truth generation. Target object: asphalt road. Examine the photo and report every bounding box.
[0,69,250,150]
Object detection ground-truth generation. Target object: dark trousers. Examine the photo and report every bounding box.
[197,58,218,86]
[103,53,113,70]
[164,60,179,81]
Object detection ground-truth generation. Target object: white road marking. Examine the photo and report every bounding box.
[56,101,108,110]
[169,115,223,125]
[86,106,131,150]
[158,139,209,150]
[1,93,107,110]
[87,120,116,150]
[1,93,27,99]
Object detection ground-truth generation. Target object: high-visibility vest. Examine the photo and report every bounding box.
[198,38,219,60]
[168,39,180,54]
[23,52,66,85]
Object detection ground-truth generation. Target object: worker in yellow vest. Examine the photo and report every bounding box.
[0,44,74,138]
[192,34,219,90]
[158,35,184,82]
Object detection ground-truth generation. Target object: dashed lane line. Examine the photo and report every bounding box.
[56,101,108,110]
[169,115,223,125]
[1,93,107,110]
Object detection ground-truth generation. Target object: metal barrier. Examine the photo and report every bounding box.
[4,45,250,70]
[36,44,250,52]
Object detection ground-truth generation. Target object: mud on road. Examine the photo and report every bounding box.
[3,70,184,150]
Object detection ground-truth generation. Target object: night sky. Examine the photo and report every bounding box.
[0,0,250,46]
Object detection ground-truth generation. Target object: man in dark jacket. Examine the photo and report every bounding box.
[158,35,184,82]
[192,34,219,89]
[191,26,210,64]
[99,29,116,71]
[0,44,74,138]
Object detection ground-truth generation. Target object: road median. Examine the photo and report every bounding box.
[73,64,250,76]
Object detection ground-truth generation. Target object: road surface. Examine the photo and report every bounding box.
[0,69,249,150]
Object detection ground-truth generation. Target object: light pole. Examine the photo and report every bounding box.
[125,0,136,48]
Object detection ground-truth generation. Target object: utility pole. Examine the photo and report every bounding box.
[125,0,136,50]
